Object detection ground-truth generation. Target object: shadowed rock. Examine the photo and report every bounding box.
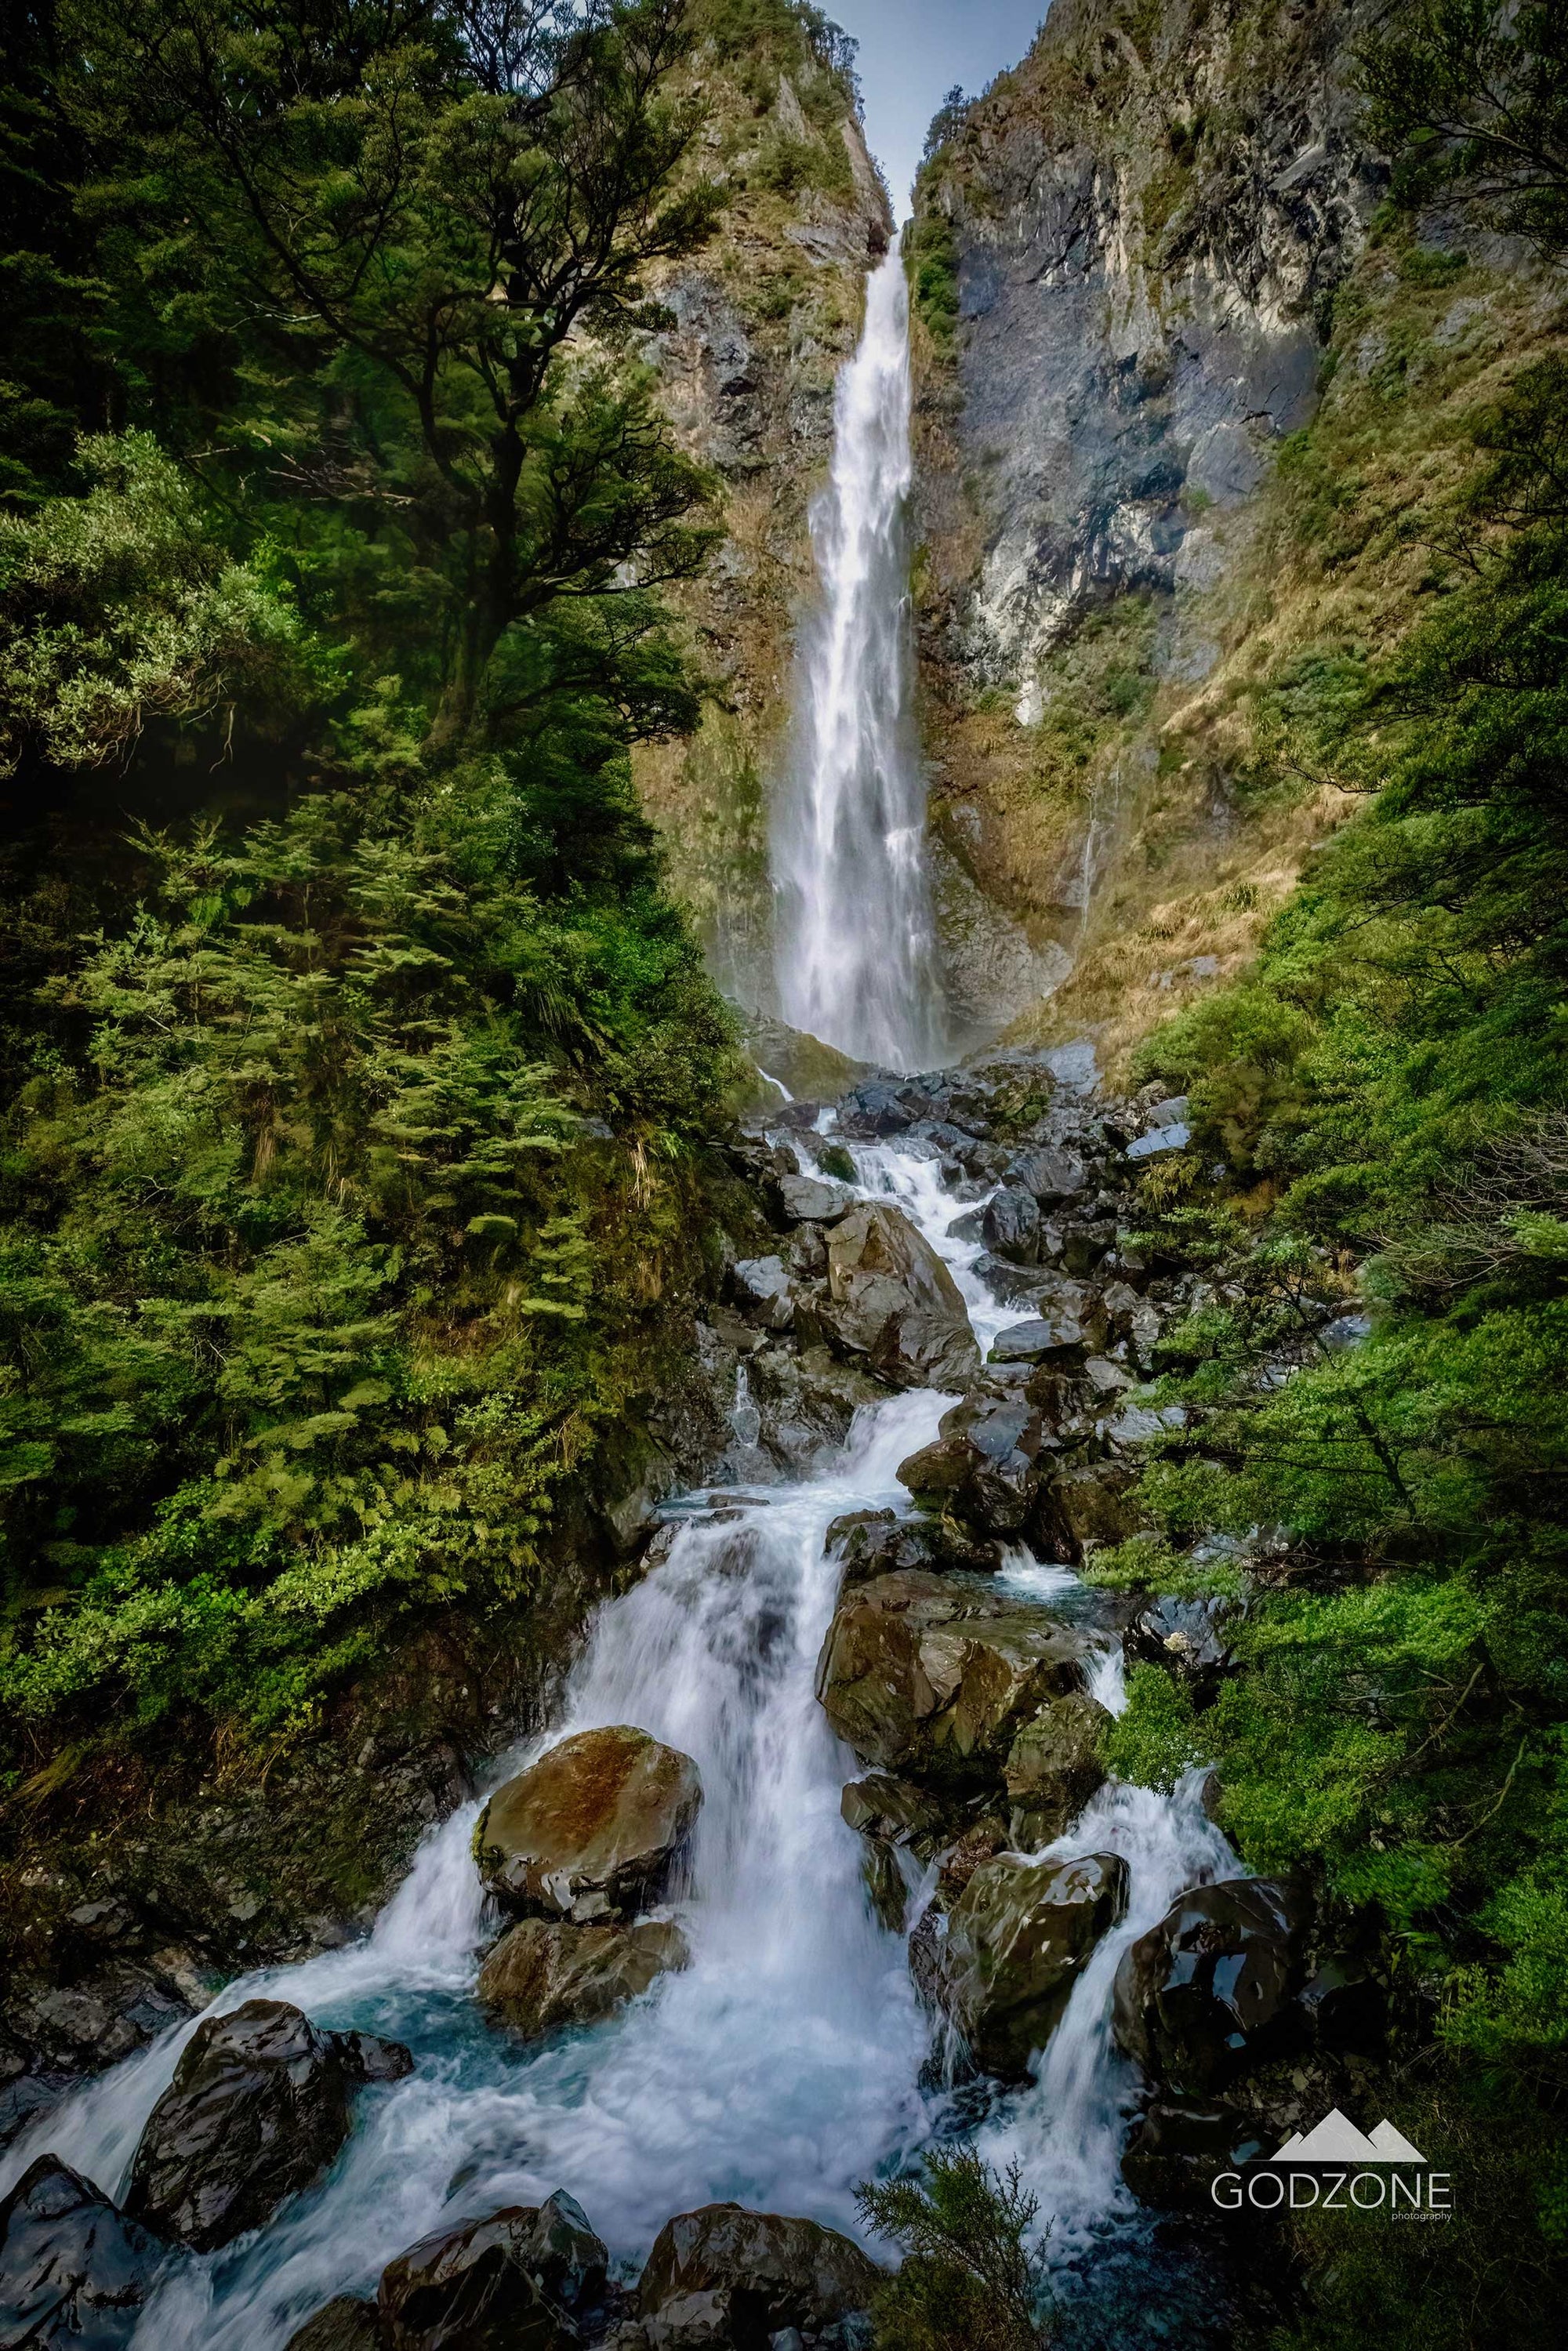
[474,1727,702,1924]
[378,2199,600,2347]
[0,2157,167,2351]
[283,2297,385,2350]
[637,2204,882,2346]
[1004,1693,1110,1845]
[477,1917,690,2042]
[1121,2099,1269,2209]
[895,1394,1048,1536]
[1112,1877,1312,2092]
[125,2001,411,2252]
[935,1850,1128,2077]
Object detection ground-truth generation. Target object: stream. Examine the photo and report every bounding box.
[0,1133,1238,2347]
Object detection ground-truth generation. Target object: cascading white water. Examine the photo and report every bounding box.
[2,1127,1236,2346]
[771,252,942,1072]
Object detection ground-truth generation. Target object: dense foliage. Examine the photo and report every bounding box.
[0,1,760,1769]
[1094,5,1568,2337]
[856,2146,1048,2351]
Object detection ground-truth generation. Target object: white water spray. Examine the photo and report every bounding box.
[771,252,941,1071]
[3,1130,1235,2346]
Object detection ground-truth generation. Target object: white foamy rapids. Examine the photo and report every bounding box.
[2,1127,1210,2345]
[770,252,942,1072]
[978,1772,1238,2260]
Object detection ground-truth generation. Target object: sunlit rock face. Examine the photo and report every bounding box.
[913,0,1384,706]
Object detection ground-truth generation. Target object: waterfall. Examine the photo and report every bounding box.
[771,252,942,1072]
[2,1126,1236,2348]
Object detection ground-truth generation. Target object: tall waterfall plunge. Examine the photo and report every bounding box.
[771,252,942,1072]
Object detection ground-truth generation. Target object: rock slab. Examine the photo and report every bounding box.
[475,1727,703,1923]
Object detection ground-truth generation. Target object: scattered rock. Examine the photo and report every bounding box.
[935,1851,1128,2077]
[776,1174,852,1224]
[637,2204,881,2345]
[980,1188,1040,1266]
[1125,1123,1191,1163]
[474,1727,702,1923]
[477,1917,690,2042]
[0,2157,168,2351]
[834,1082,913,1139]
[731,1257,794,1331]
[1127,1595,1241,1697]
[1112,1878,1312,2093]
[1005,1147,1087,1206]
[988,1316,1088,1366]
[822,1203,979,1390]
[125,2000,412,2252]
[1047,1462,1141,1555]
[840,1772,953,1862]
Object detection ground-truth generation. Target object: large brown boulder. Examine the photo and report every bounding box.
[823,1203,980,1390]
[1004,1693,1110,1846]
[637,2204,882,2346]
[477,1917,689,2043]
[125,2001,411,2252]
[474,1727,702,1923]
[935,1851,1128,2078]
[1111,1877,1311,2093]
[0,2157,168,2351]
[815,1570,1087,1787]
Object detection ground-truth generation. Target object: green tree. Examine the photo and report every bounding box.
[856,2146,1049,2351]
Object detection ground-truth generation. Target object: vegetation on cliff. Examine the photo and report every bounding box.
[0,0,815,1780]
[1088,6,1568,2338]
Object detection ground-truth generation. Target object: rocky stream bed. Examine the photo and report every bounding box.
[0,1047,1385,2349]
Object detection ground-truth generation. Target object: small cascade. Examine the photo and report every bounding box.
[771,252,942,1071]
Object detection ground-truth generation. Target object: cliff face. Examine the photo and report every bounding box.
[909,0,1386,1059]
[631,11,890,1014]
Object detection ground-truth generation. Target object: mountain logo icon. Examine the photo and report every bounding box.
[1270,2110,1428,2163]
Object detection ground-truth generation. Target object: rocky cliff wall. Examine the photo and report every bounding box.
[909,0,1384,1061]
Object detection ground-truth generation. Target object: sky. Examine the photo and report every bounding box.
[825,0,1052,216]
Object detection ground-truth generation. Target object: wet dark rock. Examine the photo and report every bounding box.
[1060,1220,1117,1275]
[1112,1878,1312,2093]
[815,1570,1087,1784]
[934,1851,1128,2077]
[0,2157,168,2351]
[895,1395,1048,1538]
[980,1188,1040,1266]
[474,1726,703,1924]
[1127,1595,1242,1697]
[834,1082,913,1139]
[125,1999,412,2252]
[822,1204,979,1391]
[1004,1147,1087,1206]
[988,1315,1088,1366]
[840,1772,953,1863]
[637,2204,881,2347]
[1120,2099,1269,2209]
[284,2297,386,2351]
[1047,1462,1141,1556]
[908,1119,989,1172]
[1004,1693,1110,1845]
[824,1509,999,1582]
[731,1257,794,1332]
[744,1348,883,1478]
[379,2201,594,2348]
[477,1917,690,2042]
[1297,1955,1386,2054]
[944,1204,987,1244]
